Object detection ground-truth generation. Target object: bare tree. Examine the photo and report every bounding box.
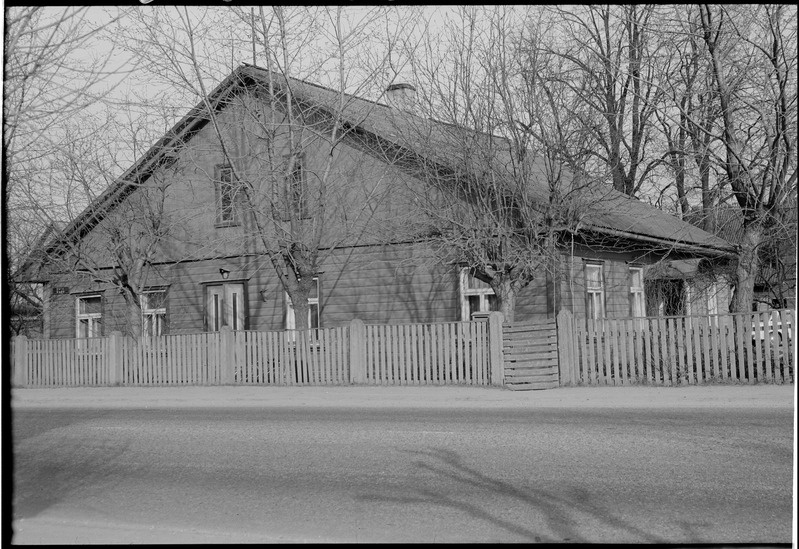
[114,6,417,330]
[542,5,668,198]
[17,105,190,338]
[388,6,593,322]
[697,4,797,312]
[4,7,129,334]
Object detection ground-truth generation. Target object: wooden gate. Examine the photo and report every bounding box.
[502,320,559,390]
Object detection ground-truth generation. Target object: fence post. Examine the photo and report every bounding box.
[350,319,366,384]
[13,335,28,387]
[487,312,505,386]
[556,310,575,387]
[220,326,234,384]
[108,332,124,386]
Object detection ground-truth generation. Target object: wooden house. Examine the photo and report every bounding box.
[21,64,735,339]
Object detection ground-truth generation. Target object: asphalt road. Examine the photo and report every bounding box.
[10,405,794,543]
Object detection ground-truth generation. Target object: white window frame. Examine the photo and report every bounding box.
[585,263,605,320]
[75,294,102,338]
[141,290,167,337]
[460,268,497,321]
[285,277,320,331]
[629,267,646,318]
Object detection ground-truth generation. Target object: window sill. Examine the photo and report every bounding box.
[214,221,240,228]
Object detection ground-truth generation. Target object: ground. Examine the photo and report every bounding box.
[11,383,797,410]
[8,384,798,544]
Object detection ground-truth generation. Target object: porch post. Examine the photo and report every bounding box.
[220,326,234,384]
[108,332,124,386]
[556,310,576,387]
[13,335,28,387]
[487,312,505,386]
[349,319,366,384]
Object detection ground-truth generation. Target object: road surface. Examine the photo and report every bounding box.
[10,400,794,543]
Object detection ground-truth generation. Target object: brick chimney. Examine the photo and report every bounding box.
[385,82,417,111]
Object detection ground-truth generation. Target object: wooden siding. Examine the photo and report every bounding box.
[559,247,662,319]
[36,88,688,339]
[43,243,651,338]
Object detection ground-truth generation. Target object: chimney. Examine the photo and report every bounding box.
[385,82,417,111]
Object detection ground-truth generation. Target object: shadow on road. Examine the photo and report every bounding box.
[358,446,667,543]
[12,420,132,521]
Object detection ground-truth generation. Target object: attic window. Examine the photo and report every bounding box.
[282,155,309,221]
[215,165,240,227]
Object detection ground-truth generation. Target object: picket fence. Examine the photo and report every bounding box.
[12,319,495,388]
[364,321,490,385]
[11,309,794,390]
[557,309,795,386]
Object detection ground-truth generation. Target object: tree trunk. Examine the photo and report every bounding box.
[287,275,315,331]
[729,222,764,313]
[493,277,517,323]
[291,296,311,331]
[126,297,142,339]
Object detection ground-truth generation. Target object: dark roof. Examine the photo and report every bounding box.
[35,63,735,264]
[684,207,746,244]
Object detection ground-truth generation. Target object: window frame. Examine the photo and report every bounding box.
[75,293,103,338]
[141,289,168,337]
[214,164,239,227]
[584,263,606,320]
[459,268,498,321]
[628,266,646,318]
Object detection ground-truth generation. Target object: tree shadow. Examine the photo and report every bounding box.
[12,416,132,521]
[357,446,668,543]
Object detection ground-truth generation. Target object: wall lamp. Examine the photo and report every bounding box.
[219,268,230,280]
[259,288,269,302]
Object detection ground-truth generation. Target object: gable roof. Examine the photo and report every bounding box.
[32,63,734,268]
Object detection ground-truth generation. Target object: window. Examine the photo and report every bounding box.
[629,267,646,317]
[285,278,319,330]
[585,263,605,319]
[215,165,239,226]
[283,155,307,221]
[142,290,168,336]
[76,295,102,338]
[460,268,499,321]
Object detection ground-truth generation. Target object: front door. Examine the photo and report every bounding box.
[207,283,245,331]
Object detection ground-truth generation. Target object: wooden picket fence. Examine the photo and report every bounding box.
[364,320,490,385]
[233,327,351,385]
[557,309,795,386]
[14,336,111,387]
[12,310,794,390]
[122,332,222,385]
[11,319,493,388]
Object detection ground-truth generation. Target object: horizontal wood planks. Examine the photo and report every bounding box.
[503,320,559,390]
